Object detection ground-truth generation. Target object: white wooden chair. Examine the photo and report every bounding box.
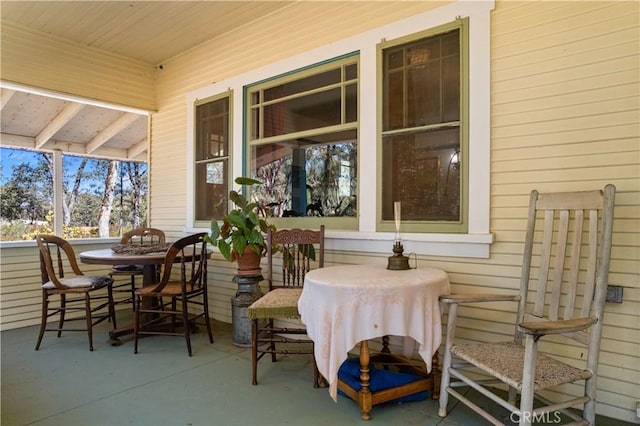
[438,185,616,426]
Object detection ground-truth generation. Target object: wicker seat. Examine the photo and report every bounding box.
[248,226,325,387]
[35,234,117,351]
[438,185,616,426]
[133,232,213,356]
[109,227,165,310]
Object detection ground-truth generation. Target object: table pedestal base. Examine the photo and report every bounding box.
[337,340,440,421]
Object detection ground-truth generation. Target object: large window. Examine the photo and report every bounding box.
[380,20,468,233]
[247,56,358,229]
[194,94,231,224]
[188,1,492,256]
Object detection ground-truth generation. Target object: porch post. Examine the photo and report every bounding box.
[52,149,64,236]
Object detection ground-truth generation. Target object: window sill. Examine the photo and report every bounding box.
[185,226,493,259]
[0,237,120,249]
[325,231,493,259]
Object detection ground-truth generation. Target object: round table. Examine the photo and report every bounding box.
[80,248,167,286]
[80,248,170,344]
[298,263,450,420]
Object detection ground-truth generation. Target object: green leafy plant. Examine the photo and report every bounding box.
[205,177,275,262]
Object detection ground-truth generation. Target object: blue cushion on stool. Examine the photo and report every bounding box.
[337,357,428,403]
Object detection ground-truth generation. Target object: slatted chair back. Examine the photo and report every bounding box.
[120,227,165,246]
[266,226,325,291]
[516,184,616,350]
[36,234,84,289]
[150,232,208,293]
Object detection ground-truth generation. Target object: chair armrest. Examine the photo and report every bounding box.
[440,294,521,304]
[518,317,597,337]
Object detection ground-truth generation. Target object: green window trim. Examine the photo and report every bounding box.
[193,91,233,229]
[377,18,469,234]
[243,54,360,230]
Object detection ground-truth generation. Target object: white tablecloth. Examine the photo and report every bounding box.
[298,263,450,401]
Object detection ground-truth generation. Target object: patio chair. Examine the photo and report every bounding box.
[109,227,166,310]
[35,234,117,351]
[438,184,616,426]
[248,226,325,387]
[133,232,213,356]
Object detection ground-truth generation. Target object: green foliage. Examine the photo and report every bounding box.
[0,158,52,222]
[1,218,97,241]
[205,177,275,261]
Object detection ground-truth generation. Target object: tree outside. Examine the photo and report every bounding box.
[0,148,148,241]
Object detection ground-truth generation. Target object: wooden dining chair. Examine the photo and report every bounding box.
[438,185,616,426]
[248,226,325,387]
[109,227,166,310]
[133,232,213,356]
[35,234,117,351]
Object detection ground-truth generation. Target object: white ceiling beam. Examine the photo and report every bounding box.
[0,88,16,110]
[127,137,148,159]
[0,81,154,115]
[0,132,145,162]
[35,102,85,148]
[86,113,140,154]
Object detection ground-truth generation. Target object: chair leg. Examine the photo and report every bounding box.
[584,375,596,425]
[108,285,117,330]
[312,349,320,388]
[57,294,66,337]
[35,291,48,350]
[129,275,136,311]
[518,336,537,426]
[182,298,192,356]
[171,298,178,331]
[252,319,258,385]
[438,348,453,417]
[85,293,94,351]
[134,296,140,354]
[438,303,456,418]
[202,289,214,344]
[268,318,277,362]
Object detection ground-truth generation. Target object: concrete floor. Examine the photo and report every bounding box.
[1,311,630,426]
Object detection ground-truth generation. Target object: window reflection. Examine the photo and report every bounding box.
[251,131,357,218]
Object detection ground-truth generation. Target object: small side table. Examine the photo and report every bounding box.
[231,274,263,347]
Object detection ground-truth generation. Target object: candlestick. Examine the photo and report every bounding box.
[394,201,401,242]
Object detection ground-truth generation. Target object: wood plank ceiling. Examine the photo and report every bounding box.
[0,1,293,161]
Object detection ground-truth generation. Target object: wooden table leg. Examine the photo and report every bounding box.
[358,340,372,420]
[431,350,441,400]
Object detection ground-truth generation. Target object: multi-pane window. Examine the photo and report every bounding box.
[381,21,466,232]
[247,57,358,227]
[195,95,230,222]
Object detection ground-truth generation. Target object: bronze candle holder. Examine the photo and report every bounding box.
[387,240,411,270]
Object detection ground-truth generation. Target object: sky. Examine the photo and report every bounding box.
[1,147,146,190]
[1,147,40,182]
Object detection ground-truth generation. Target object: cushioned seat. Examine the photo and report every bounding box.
[35,234,117,351]
[248,288,302,319]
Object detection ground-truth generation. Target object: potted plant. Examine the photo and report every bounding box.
[205,177,275,275]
